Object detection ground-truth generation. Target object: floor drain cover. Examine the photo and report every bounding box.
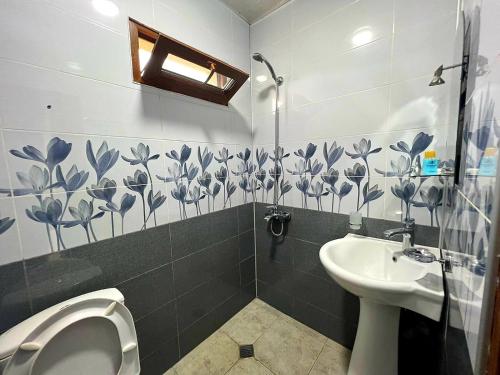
[239,344,254,358]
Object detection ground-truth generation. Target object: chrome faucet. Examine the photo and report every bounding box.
[383,219,415,248]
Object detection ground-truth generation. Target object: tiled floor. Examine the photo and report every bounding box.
[165,298,351,375]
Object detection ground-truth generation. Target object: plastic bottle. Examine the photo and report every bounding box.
[422,150,439,175]
[479,147,497,176]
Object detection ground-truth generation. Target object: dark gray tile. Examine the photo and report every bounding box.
[330,282,359,323]
[170,215,213,260]
[237,203,254,233]
[25,251,108,314]
[255,228,293,265]
[70,224,171,286]
[173,249,212,297]
[293,271,332,312]
[286,205,347,244]
[210,236,239,276]
[210,266,240,308]
[328,315,357,349]
[135,301,178,359]
[0,260,31,333]
[292,238,329,280]
[117,264,175,321]
[238,230,255,261]
[293,299,335,340]
[240,256,255,286]
[140,335,179,375]
[178,312,217,357]
[257,280,294,317]
[241,281,256,306]
[213,291,245,330]
[176,281,215,331]
[209,207,239,243]
[256,254,294,295]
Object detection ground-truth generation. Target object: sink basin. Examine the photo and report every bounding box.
[319,234,444,375]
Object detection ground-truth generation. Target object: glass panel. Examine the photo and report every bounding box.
[207,72,234,90]
[162,54,211,83]
[138,37,154,72]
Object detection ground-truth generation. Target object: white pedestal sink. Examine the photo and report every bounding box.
[319,234,444,375]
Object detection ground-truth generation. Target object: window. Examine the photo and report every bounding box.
[129,19,248,106]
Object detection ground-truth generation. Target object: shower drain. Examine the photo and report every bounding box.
[239,344,254,358]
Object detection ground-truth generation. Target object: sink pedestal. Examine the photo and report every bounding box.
[348,298,400,375]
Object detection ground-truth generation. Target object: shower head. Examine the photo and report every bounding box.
[252,53,264,63]
[252,52,283,85]
[429,65,445,86]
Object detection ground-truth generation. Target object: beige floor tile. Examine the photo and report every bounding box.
[254,315,327,375]
[309,339,351,375]
[174,331,239,375]
[220,298,282,344]
[163,368,177,375]
[226,358,274,375]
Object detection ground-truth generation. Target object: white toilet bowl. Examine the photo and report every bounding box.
[0,289,140,375]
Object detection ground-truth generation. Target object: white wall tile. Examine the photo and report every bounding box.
[292,0,393,67]
[291,0,356,33]
[391,11,459,83]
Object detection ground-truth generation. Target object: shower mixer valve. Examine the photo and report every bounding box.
[264,206,291,237]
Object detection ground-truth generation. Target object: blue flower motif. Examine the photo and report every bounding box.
[124,170,148,195]
[214,147,234,164]
[307,181,329,210]
[323,142,344,170]
[375,155,411,178]
[225,181,237,206]
[171,183,189,219]
[309,159,323,179]
[186,163,199,186]
[256,148,269,169]
[124,170,148,226]
[4,166,60,197]
[63,199,104,243]
[10,137,72,173]
[346,138,382,161]
[187,186,206,215]
[87,178,117,203]
[279,179,292,201]
[86,140,120,182]
[389,132,433,166]
[359,183,384,211]
[269,146,290,164]
[236,148,251,162]
[0,214,15,235]
[166,144,191,167]
[337,182,353,213]
[56,165,89,197]
[198,146,214,173]
[157,164,183,184]
[121,143,160,167]
[345,163,366,211]
[215,166,228,184]
[144,190,166,227]
[419,186,443,226]
[287,159,307,176]
[26,197,63,227]
[294,143,317,161]
[99,193,136,235]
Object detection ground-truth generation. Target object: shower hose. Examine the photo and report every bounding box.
[269,217,284,237]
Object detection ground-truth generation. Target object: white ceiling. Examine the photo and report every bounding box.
[220,0,291,24]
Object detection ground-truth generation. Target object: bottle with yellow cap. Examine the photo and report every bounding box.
[422,150,439,175]
[479,147,497,176]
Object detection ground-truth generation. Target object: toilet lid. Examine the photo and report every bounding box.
[2,297,140,375]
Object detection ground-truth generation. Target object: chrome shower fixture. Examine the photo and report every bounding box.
[429,63,464,86]
[252,53,283,85]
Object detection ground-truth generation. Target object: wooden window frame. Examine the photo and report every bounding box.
[129,18,249,106]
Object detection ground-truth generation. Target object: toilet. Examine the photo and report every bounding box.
[0,289,140,375]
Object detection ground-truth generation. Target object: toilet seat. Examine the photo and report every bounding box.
[0,289,140,375]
